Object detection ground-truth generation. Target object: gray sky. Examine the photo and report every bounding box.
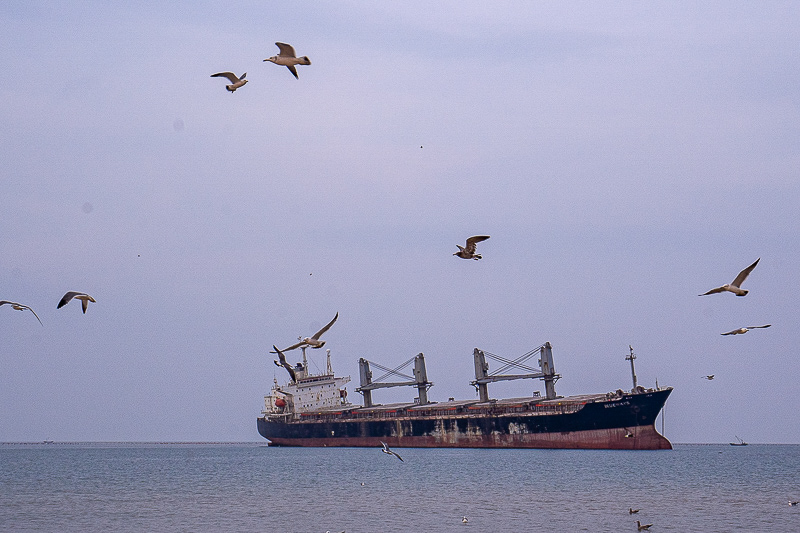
[2,1,799,443]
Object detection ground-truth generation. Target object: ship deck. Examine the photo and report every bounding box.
[282,390,640,422]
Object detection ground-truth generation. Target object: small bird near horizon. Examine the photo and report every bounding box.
[271,312,339,352]
[210,72,248,92]
[263,42,311,79]
[380,441,403,461]
[462,516,468,524]
[702,375,715,380]
[0,300,43,326]
[637,520,653,531]
[454,235,490,260]
[699,258,760,296]
[629,508,640,514]
[721,325,771,336]
[57,292,96,314]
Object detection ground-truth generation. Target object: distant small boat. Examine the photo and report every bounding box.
[730,436,748,446]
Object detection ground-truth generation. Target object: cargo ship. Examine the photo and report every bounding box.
[257,342,672,450]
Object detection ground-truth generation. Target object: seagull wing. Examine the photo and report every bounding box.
[699,286,726,296]
[286,65,299,79]
[21,305,43,326]
[278,340,305,352]
[211,72,240,83]
[58,291,83,309]
[731,258,760,287]
[464,235,490,254]
[721,329,743,335]
[746,324,771,329]
[391,450,404,461]
[311,312,339,340]
[275,42,297,57]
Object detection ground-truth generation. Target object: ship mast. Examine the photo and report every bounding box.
[626,345,638,390]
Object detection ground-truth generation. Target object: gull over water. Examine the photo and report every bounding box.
[699,258,760,296]
[210,72,248,92]
[0,300,43,326]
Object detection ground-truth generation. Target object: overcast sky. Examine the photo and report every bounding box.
[2,1,799,443]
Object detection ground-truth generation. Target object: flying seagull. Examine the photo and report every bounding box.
[57,291,96,314]
[210,72,248,92]
[453,235,490,260]
[721,325,771,336]
[637,520,653,531]
[263,42,311,79]
[0,300,43,326]
[629,508,640,514]
[462,516,468,524]
[272,345,297,382]
[272,312,339,352]
[380,441,403,461]
[790,500,799,506]
[702,375,715,380]
[699,258,760,296]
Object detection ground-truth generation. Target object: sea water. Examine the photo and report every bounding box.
[1,443,799,532]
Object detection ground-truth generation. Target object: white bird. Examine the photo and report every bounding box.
[637,520,653,531]
[699,258,760,296]
[57,291,96,314]
[454,235,490,260]
[210,72,248,92]
[272,312,339,352]
[721,325,771,336]
[462,516,468,524]
[0,300,43,326]
[263,42,311,79]
[380,441,403,461]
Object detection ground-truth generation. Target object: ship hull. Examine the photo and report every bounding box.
[258,389,672,450]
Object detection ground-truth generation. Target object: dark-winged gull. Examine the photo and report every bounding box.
[272,345,297,382]
[57,291,96,314]
[790,500,799,506]
[272,312,339,352]
[702,375,715,380]
[210,72,248,92]
[721,325,771,336]
[462,516,468,524]
[380,441,403,461]
[453,235,490,260]
[0,300,43,326]
[637,521,653,531]
[699,258,760,296]
[263,42,311,79]
[629,508,640,514]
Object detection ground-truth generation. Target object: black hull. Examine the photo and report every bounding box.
[258,389,672,450]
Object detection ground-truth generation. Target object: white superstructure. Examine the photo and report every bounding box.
[263,348,351,417]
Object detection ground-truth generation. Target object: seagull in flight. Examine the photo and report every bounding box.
[272,312,339,352]
[263,42,311,79]
[380,441,403,461]
[453,235,490,260]
[210,72,248,92]
[637,520,653,531]
[462,516,468,524]
[0,301,43,326]
[57,291,96,314]
[699,258,760,296]
[629,508,640,514]
[721,325,771,336]
[702,375,715,380]
[790,500,799,506]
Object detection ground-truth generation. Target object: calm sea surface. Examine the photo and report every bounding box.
[1,443,799,532]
